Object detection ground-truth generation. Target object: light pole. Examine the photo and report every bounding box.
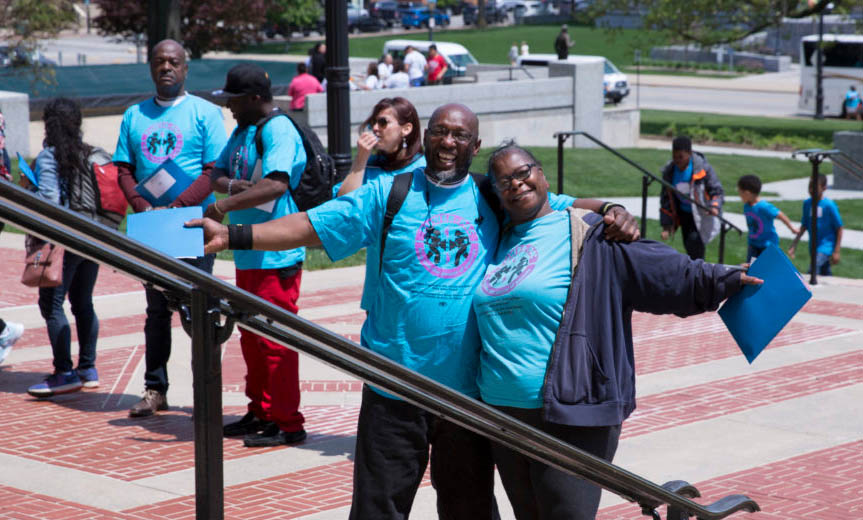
[815,7,825,119]
[325,0,352,178]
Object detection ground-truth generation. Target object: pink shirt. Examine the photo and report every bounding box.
[288,73,324,110]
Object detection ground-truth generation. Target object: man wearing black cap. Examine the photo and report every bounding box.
[114,39,227,418]
[206,63,308,447]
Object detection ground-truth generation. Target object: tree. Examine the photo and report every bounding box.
[589,0,850,47]
[0,0,77,87]
[266,0,322,35]
[95,0,275,59]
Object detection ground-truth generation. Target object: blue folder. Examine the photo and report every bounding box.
[718,245,812,363]
[134,159,193,207]
[126,206,204,259]
[17,153,38,187]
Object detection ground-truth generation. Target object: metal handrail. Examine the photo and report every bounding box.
[553,130,743,263]
[0,181,759,520]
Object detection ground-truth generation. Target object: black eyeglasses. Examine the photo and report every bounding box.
[494,163,536,191]
[370,117,390,129]
[427,126,473,144]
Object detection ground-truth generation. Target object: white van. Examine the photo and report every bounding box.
[383,40,479,80]
[515,53,630,103]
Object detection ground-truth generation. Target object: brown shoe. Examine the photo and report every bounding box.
[129,389,168,417]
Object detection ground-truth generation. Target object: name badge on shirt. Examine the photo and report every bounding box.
[250,159,275,213]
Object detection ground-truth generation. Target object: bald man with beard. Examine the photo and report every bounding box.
[113,39,227,418]
[190,103,638,519]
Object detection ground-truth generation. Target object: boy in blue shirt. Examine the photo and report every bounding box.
[737,174,798,261]
[788,174,844,275]
[206,63,308,448]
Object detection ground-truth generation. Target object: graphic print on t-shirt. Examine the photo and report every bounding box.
[745,210,765,239]
[414,213,479,279]
[480,244,538,296]
[140,121,184,164]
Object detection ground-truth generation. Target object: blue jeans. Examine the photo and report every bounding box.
[808,252,832,276]
[410,77,425,87]
[38,252,100,373]
[143,254,215,393]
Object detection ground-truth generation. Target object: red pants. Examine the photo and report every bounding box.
[236,267,305,433]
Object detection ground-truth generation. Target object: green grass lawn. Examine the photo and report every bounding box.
[724,199,863,231]
[643,219,863,279]
[246,25,665,68]
[641,109,863,149]
[474,147,821,199]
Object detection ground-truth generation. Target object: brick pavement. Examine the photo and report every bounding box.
[1,243,861,519]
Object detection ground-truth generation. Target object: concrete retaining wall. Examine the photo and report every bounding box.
[834,131,863,191]
[0,91,30,158]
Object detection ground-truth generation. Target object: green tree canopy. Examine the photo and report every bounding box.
[590,0,850,47]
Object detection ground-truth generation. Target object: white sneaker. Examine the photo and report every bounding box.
[0,321,24,364]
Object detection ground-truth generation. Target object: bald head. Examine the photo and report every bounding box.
[149,39,188,99]
[424,103,481,185]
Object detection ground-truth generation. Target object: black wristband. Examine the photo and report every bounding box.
[228,224,253,250]
[600,202,625,216]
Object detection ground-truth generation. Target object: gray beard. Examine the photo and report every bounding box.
[425,168,468,186]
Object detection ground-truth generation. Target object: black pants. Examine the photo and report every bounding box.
[490,406,620,520]
[678,210,705,260]
[349,386,499,520]
[143,253,215,393]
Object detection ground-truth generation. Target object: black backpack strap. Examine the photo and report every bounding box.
[253,109,290,157]
[379,171,414,274]
[470,172,504,227]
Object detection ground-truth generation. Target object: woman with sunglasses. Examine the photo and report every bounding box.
[336,97,425,311]
[474,142,762,520]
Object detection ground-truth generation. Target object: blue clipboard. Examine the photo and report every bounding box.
[134,159,193,207]
[17,153,38,187]
[126,206,204,258]
[718,245,812,363]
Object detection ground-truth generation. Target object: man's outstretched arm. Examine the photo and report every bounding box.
[187,213,322,254]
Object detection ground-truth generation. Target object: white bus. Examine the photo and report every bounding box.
[799,34,863,117]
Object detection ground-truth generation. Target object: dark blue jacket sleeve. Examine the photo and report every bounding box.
[615,238,742,317]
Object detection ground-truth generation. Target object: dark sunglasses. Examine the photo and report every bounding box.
[494,163,536,191]
[371,117,390,129]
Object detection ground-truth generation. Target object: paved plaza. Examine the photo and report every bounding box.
[0,226,860,520]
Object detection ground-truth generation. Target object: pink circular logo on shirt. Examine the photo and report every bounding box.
[413,214,479,279]
[745,210,764,239]
[140,121,184,163]
[481,244,538,296]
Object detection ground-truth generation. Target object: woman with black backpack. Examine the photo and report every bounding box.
[26,98,102,398]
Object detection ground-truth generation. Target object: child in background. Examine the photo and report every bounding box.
[788,174,844,275]
[738,174,799,260]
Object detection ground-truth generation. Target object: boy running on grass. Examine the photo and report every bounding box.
[737,174,799,261]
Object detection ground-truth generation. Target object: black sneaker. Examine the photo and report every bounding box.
[243,423,307,447]
[223,411,273,437]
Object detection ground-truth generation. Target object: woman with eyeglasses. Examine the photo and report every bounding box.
[474,142,762,520]
[336,97,425,311]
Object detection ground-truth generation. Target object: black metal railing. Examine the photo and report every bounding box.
[0,181,760,520]
[553,131,744,264]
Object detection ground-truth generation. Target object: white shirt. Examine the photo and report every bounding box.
[404,50,427,81]
[520,43,529,56]
[365,75,380,90]
[377,62,393,82]
[385,71,410,89]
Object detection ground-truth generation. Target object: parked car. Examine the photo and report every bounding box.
[349,14,387,33]
[400,7,450,29]
[462,1,508,25]
[515,54,631,103]
[383,39,478,80]
[370,0,400,26]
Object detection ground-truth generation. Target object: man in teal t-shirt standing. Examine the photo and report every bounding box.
[206,63,308,447]
[114,39,227,418]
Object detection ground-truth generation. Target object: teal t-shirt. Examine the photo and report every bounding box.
[671,158,693,213]
[474,210,571,408]
[801,197,843,255]
[216,115,307,270]
[113,94,226,211]
[357,154,427,311]
[744,200,780,248]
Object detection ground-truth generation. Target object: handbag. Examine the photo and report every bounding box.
[22,235,64,288]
